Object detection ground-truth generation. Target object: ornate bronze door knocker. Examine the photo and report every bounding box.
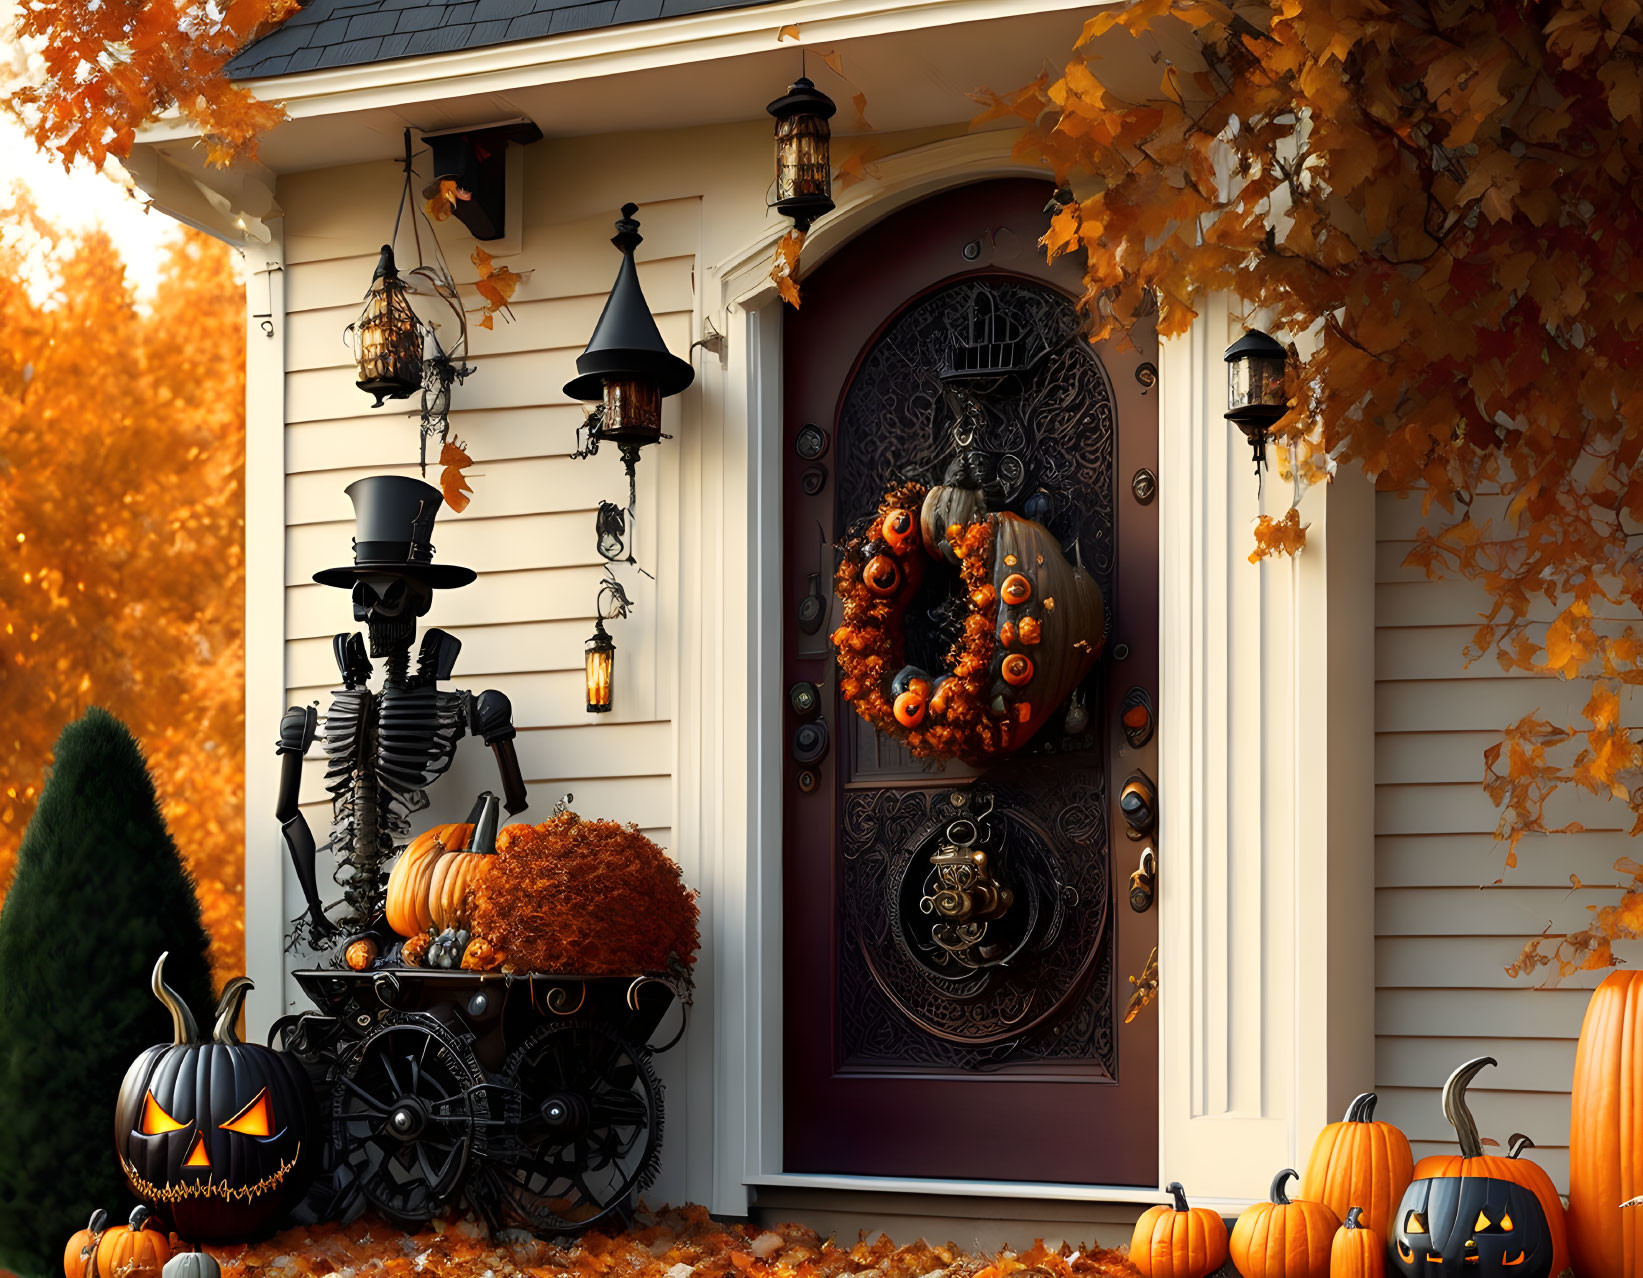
[920,794,1015,968]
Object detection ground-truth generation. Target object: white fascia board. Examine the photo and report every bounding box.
[138,0,1098,140]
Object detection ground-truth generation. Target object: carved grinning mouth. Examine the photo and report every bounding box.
[121,1143,299,1204]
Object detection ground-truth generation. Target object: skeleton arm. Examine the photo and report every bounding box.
[471,690,528,814]
[275,703,333,937]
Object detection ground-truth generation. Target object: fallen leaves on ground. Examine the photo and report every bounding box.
[206,1204,1145,1278]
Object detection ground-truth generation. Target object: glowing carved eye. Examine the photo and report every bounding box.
[1476,1211,1493,1231]
[220,1088,274,1137]
[1404,1211,1427,1235]
[1501,1212,1513,1231]
[140,1092,188,1135]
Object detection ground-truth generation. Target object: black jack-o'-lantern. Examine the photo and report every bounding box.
[1389,1175,1556,1278]
[115,954,313,1242]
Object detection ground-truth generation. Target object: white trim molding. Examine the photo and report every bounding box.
[242,222,289,1040]
[139,0,1099,133]
[1156,297,1377,1199]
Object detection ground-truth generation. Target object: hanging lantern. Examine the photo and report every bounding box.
[565,204,694,487]
[583,569,632,716]
[766,76,837,233]
[352,244,425,408]
[585,618,616,714]
[1223,329,1289,477]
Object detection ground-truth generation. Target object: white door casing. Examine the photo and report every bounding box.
[685,132,1377,1215]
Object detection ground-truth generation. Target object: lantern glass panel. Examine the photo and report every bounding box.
[600,377,663,447]
[585,637,615,714]
[775,114,832,207]
[1227,351,1287,417]
[355,276,423,400]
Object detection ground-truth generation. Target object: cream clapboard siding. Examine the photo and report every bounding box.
[1373,490,1643,1194]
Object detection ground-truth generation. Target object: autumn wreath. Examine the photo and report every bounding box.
[832,477,1105,765]
[467,813,700,976]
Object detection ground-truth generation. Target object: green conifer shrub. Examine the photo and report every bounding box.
[0,707,215,1278]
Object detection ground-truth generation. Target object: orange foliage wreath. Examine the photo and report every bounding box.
[468,813,699,976]
[832,482,1009,763]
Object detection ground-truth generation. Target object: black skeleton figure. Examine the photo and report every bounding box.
[276,476,527,949]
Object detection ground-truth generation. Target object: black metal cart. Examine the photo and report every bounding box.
[271,966,687,1237]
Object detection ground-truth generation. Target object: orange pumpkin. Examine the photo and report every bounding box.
[429,842,489,932]
[386,821,473,936]
[93,1207,171,1278]
[1570,968,1643,1278]
[1302,1092,1414,1239]
[1412,1057,1568,1278]
[64,1210,107,1278]
[1329,1208,1383,1278]
[1130,1181,1229,1278]
[1229,1170,1338,1278]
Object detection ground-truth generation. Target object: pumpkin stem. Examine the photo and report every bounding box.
[474,792,501,856]
[212,976,255,1045]
[1508,1132,1535,1159]
[1344,1092,1378,1123]
[1344,1206,1364,1230]
[151,953,199,1045]
[1271,1168,1298,1205]
[86,1209,108,1235]
[461,793,490,826]
[1442,1055,1497,1159]
[129,1205,153,1231]
[1166,1181,1190,1212]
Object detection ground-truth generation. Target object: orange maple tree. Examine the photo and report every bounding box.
[0,205,246,979]
[985,0,1643,979]
[5,0,295,168]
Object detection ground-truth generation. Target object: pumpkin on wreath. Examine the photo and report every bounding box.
[832,473,1104,765]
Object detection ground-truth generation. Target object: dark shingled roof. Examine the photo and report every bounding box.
[227,0,772,79]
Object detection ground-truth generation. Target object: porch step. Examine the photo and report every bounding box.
[748,1187,1150,1254]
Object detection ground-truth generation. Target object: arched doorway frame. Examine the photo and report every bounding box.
[675,129,1376,1218]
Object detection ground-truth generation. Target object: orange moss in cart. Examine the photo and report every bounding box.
[470,814,699,974]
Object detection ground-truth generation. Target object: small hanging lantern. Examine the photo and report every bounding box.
[565,204,694,491]
[585,618,616,714]
[352,244,425,408]
[583,570,632,716]
[766,76,837,233]
[1223,329,1289,479]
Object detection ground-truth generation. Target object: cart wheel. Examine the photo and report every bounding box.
[331,1012,487,1227]
[482,1020,663,1235]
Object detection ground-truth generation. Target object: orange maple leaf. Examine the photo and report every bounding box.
[439,439,474,513]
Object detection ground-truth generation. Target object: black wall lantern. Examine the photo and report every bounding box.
[566,204,694,489]
[1223,329,1289,481]
[584,570,632,715]
[767,76,837,233]
[353,244,424,407]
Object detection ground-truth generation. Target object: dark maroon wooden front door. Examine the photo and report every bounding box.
[780,179,1160,1185]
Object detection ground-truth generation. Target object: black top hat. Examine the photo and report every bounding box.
[313,475,476,590]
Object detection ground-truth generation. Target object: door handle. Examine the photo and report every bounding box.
[1129,848,1157,913]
